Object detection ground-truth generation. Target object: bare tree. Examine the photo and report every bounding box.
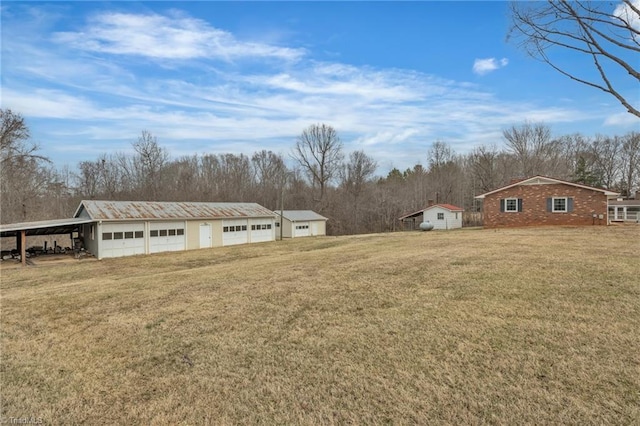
[132,130,169,200]
[0,109,54,223]
[620,131,640,196]
[340,150,377,232]
[590,135,622,189]
[503,122,556,177]
[292,124,344,204]
[252,150,287,209]
[509,0,640,118]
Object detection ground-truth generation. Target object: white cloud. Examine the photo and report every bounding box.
[614,0,640,31]
[1,6,618,173]
[472,57,509,75]
[603,111,640,126]
[53,11,305,61]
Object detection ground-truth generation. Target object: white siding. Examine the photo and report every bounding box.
[423,207,462,230]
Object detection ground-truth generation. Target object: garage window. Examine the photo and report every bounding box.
[124,232,134,239]
[159,230,168,237]
[242,225,247,231]
[169,229,176,236]
[223,226,229,232]
[135,231,143,238]
[177,229,184,235]
[113,232,124,240]
[102,232,112,240]
[267,224,272,229]
[150,230,159,237]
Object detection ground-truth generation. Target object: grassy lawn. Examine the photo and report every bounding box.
[1,226,639,424]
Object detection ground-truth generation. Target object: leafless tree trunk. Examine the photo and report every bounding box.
[341,150,377,233]
[620,132,640,197]
[509,0,640,118]
[292,124,344,206]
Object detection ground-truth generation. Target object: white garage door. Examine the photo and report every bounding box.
[150,221,186,253]
[101,223,145,258]
[250,221,273,243]
[294,222,310,238]
[223,219,248,246]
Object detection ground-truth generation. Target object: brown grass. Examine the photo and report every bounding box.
[1,226,639,424]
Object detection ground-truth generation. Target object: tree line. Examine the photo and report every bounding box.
[1,109,638,234]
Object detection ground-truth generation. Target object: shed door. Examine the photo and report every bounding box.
[101,223,145,258]
[310,221,318,236]
[150,221,186,253]
[200,224,212,248]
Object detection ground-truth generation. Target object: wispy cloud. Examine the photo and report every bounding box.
[472,57,509,75]
[53,11,305,61]
[1,7,610,171]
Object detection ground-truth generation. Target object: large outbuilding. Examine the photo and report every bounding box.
[74,200,277,259]
[275,210,327,238]
[399,203,464,230]
[475,175,619,228]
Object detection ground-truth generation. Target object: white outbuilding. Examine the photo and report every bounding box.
[74,200,277,259]
[399,203,464,230]
[275,210,328,238]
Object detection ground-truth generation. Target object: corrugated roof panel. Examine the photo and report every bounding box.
[76,200,277,221]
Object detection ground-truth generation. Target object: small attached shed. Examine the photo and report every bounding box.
[399,203,464,230]
[275,210,327,238]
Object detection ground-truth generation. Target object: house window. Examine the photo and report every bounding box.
[275,222,280,227]
[505,198,518,212]
[437,213,444,220]
[553,197,567,212]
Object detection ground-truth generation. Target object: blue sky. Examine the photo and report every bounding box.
[2,1,638,174]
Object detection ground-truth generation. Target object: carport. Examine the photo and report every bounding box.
[0,218,94,266]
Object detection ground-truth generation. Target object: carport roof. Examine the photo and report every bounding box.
[0,218,94,238]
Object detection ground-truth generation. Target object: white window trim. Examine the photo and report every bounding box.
[505,198,519,213]
[552,197,568,213]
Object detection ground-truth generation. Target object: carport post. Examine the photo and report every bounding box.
[21,230,26,267]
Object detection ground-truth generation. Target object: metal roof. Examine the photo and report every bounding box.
[274,210,328,222]
[74,200,277,221]
[0,218,93,238]
[475,175,619,199]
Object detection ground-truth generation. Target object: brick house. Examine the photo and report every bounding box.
[475,176,619,228]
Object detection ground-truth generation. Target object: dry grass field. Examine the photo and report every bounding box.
[1,226,639,424]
